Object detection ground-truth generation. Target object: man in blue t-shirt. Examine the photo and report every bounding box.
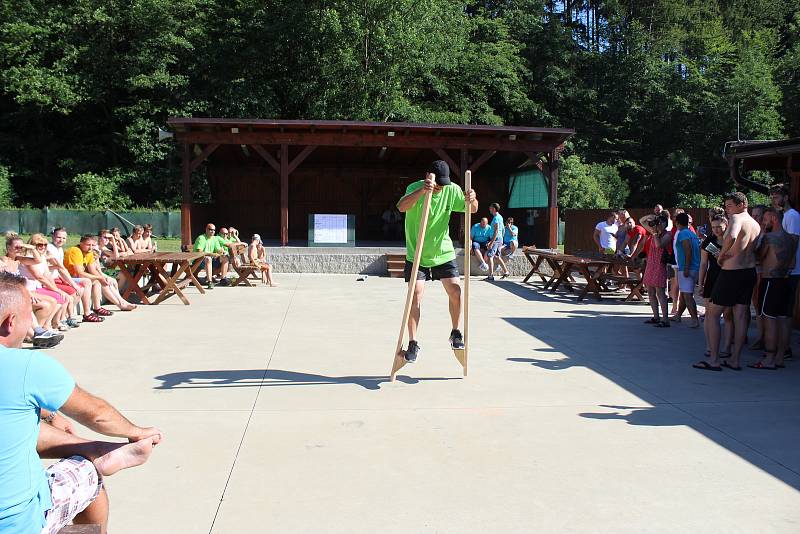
[485,203,505,281]
[675,212,701,328]
[470,218,493,272]
[0,273,163,533]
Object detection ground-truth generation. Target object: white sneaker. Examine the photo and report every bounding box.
[480,263,489,272]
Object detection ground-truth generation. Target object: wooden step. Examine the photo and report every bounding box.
[386,253,407,277]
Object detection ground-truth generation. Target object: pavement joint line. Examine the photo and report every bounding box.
[208,273,302,534]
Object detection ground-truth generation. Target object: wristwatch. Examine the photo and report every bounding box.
[42,411,57,424]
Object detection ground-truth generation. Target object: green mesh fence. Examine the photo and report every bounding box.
[0,209,181,237]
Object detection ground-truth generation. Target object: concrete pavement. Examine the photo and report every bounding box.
[48,275,800,533]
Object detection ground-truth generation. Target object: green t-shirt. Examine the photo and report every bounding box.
[193,234,223,254]
[216,236,233,255]
[404,181,466,268]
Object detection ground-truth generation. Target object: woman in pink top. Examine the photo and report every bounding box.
[641,214,672,327]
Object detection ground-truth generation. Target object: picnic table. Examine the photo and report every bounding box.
[113,252,206,305]
[522,247,643,301]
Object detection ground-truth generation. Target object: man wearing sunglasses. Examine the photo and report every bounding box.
[193,223,230,288]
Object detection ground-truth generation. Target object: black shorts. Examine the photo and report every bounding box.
[404,259,460,282]
[759,278,792,318]
[710,268,757,307]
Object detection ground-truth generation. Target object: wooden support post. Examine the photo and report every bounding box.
[547,151,560,249]
[189,144,219,172]
[180,143,192,249]
[280,144,289,246]
[391,179,434,382]
[470,150,496,173]
[251,144,280,173]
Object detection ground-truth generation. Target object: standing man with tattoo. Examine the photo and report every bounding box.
[749,208,798,369]
[695,192,761,371]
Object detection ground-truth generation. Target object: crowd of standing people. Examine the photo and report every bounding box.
[594,186,800,372]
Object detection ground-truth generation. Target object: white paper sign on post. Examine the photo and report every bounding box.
[313,214,348,243]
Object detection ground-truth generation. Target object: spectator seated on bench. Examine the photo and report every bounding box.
[140,224,156,252]
[470,218,492,272]
[48,229,103,325]
[193,223,230,288]
[0,272,162,534]
[64,235,136,313]
[249,234,277,287]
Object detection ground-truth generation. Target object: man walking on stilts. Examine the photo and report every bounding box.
[396,160,478,363]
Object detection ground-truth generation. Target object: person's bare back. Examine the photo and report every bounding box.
[759,231,798,278]
[721,211,760,270]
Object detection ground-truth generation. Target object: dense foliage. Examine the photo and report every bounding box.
[1,0,798,210]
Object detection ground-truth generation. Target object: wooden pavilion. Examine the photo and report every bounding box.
[167,119,574,248]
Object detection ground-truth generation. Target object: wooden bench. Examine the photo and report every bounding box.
[59,525,101,533]
[230,244,259,286]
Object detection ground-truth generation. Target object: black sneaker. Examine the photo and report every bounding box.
[484,275,495,282]
[404,340,420,363]
[449,329,464,350]
[218,278,231,287]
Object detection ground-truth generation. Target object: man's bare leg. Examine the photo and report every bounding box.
[682,292,699,326]
[37,423,159,476]
[73,487,109,534]
[730,303,749,368]
[441,277,462,330]
[704,302,724,366]
[762,316,778,367]
[407,280,425,342]
[495,254,510,275]
[91,280,103,309]
[722,308,734,355]
[473,247,487,266]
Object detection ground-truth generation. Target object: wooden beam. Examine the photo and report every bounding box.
[469,150,496,173]
[288,145,317,174]
[280,144,289,246]
[250,144,280,173]
[434,148,460,178]
[174,131,556,153]
[189,144,219,172]
[547,151,560,249]
[181,143,192,249]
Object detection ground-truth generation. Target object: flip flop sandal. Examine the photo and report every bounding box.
[643,317,660,324]
[83,313,104,323]
[693,361,722,371]
[747,361,776,370]
[721,361,742,371]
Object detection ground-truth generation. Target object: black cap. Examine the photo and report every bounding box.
[429,160,451,186]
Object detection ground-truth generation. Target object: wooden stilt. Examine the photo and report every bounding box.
[390,178,434,382]
[456,170,471,376]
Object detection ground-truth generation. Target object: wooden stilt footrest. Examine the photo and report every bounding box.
[452,348,467,376]
[390,350,408,382]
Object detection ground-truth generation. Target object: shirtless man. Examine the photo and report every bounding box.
[695,192,761,371]
[749,208,798,369]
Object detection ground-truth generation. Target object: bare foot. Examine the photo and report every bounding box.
[269,283,278,287]
[93,437,157,476]
[120,304,137,311]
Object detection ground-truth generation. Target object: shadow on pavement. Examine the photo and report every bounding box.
[154,369,459,391]
[502,311,800,490]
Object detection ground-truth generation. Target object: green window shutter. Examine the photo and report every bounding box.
[508,170,548,208]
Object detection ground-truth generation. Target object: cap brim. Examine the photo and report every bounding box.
[435,175,451,186]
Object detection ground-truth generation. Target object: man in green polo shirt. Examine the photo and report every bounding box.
[397,160,478,363]
[193,223,230,288]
